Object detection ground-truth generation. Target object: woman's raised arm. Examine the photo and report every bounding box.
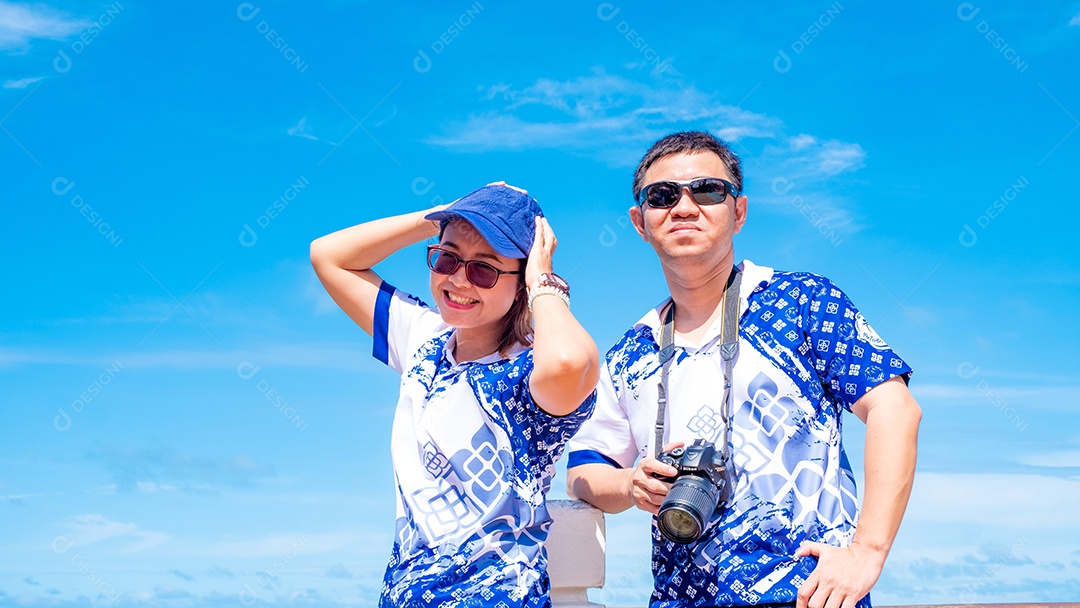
[310,206,444,335]
[526,217,600,416]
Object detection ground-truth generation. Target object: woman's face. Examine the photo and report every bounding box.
[429,220,521,336]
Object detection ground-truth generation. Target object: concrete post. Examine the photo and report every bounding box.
[548,499,607,607]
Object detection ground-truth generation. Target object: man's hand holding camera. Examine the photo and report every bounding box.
[627,441,682,515]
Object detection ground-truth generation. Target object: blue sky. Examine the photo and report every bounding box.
[2,1,1079,606]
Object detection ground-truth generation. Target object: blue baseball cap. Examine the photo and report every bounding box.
[425,185,543,259]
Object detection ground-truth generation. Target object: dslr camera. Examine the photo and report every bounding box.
[653,439,728,544]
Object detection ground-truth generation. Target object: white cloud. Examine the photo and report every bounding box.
[0,2,87,49]
[135,481,178,493]
[907,382,979,400]
[287,116,319,141]
[152,585,194,600]
[3,75,42,88]
[816,140,867,175]
[168,569,194,582]
[1018,449,1080,468]
[207,529,382,559]
[863,471,1080,602]
[61,513,169,553]
[1070,12,1080,26]
[326,563,354,579]
[878,544,1080,605]
[907,472,1080,528]
[716,123,774,142]
[0,343,378,372]
[760,136,866,179]
[431,71,781,167]
[87,446,275,493]
[430,70,869,237]
[2,492,42,502]
[788,133,817,151]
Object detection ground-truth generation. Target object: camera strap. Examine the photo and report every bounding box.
[654,266,742,458]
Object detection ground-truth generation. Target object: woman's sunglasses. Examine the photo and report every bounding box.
[426,246,521,289]
[636,178,740,208]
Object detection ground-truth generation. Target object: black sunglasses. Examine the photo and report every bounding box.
[426,246,521,289]
[636,178,741,208]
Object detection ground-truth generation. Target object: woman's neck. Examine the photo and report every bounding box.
[452,326,501,363]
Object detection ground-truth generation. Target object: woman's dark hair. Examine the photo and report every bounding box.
[494,265,532,357]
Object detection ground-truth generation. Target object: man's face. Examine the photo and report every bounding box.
[630,151,747,265]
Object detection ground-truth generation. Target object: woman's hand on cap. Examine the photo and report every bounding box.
[526,216,556,287]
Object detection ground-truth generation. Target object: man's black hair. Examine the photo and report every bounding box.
[632,131,743,200]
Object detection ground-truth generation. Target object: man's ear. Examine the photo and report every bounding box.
[629,205,648,241]
[733,195,748,235]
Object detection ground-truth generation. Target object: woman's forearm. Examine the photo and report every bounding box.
[310,207,442,334]
[530,296,600,416]
[311,208,441,273]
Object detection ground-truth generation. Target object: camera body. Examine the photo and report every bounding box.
[653,439,728,544]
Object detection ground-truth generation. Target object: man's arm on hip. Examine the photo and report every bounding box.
[797,376,922,608]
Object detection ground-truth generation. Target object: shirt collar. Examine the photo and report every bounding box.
[636,260,774,350]
[442,331,528,367]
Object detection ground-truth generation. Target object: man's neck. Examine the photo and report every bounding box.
[662,253,737,344]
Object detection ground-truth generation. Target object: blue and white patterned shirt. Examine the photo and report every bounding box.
[372,282,595,608]
[567,260,912,608]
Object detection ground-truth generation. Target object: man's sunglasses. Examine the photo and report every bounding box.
[636,178,741,208]
[426,246,521,289]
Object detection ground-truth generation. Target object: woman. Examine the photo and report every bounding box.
[310,183,599,607]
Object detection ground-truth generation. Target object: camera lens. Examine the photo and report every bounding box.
[656,475,721,544]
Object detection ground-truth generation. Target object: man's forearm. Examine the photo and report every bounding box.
[567,464,635,513]
[851,381,922,559]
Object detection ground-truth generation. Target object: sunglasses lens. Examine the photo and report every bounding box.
[690,179,728,204]
[466,262,499,289]
[646,182,681,208]
[428,249,460,275]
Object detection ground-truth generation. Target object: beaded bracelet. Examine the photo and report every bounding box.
[528,285,570,312]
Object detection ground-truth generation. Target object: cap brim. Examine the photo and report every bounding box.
[424,209,526,258]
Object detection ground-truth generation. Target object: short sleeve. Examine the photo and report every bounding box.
[372,281,446,373]
[567,363,639,470]
[806,278,913,410]
[473,350,596,482]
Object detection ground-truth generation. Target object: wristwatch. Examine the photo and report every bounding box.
[528,273,570,312]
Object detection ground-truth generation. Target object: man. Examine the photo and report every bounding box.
[566,131,921,608]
